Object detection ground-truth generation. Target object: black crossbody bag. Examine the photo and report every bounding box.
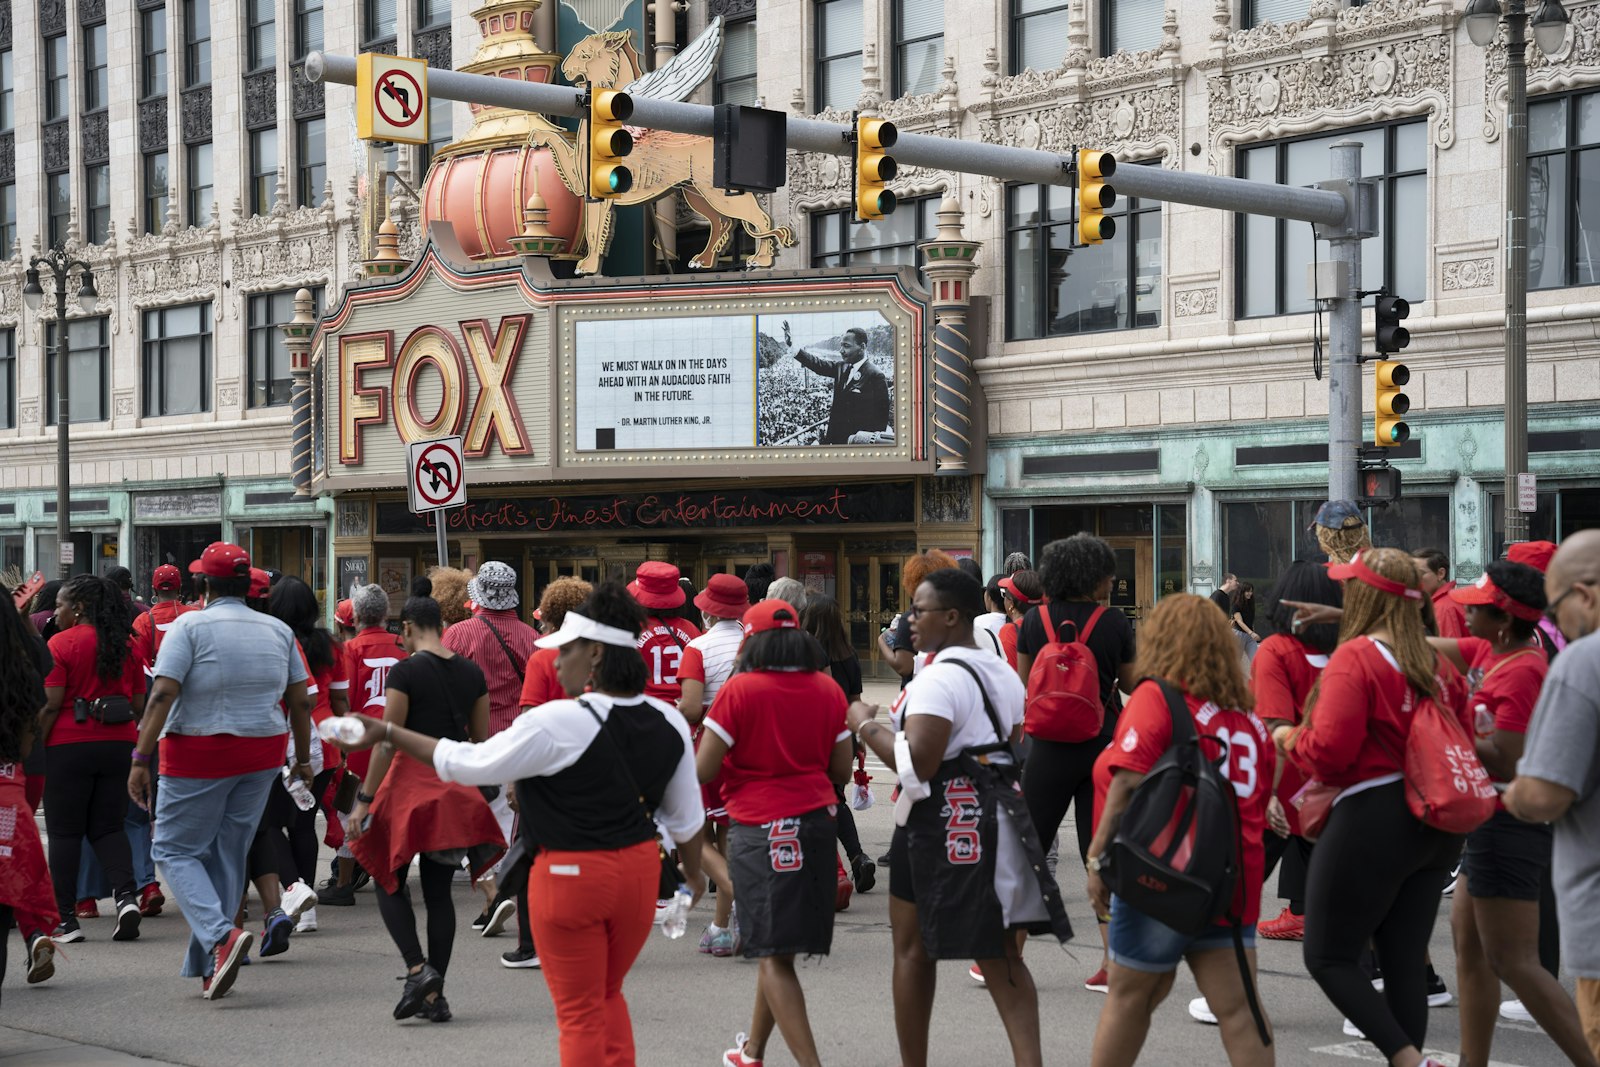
[577,697,681,898]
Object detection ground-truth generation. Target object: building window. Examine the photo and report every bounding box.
[1006,173,1162,339]
[811,195,939,268]
[249,288,323,408]
[142,303,213,417]
[417,0,450,28]
[297,117,327,207]
[48,172,71,248]
[1487,486,1600,559]
[188,142,214,225]
[0,49,12,129]
[144,152,169,234]
[45,317,110,425]
[83,22,108,111]
[1528,90,1600,289]
[141,6,167,98]
[185,0,211,87]
[713,18,757,107]
[1238,120,1425,317]
[1242,0,1309,28]
[247,0,276,73]
[44,34,69,120]
[893,0,942,98]
[815,0,863,112]
[1103,0,1162,54]
[0,183,15,254]
[0,330,13,430]
[1011,0,1069,75]
[365,0,397,46]
[85,164,110,245]
[296,0,325,57]
[250,128,278,215]
[420,96,452,175]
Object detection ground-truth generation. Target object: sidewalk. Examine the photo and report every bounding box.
[0,1028,186,1066]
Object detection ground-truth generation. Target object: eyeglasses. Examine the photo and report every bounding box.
[1545,581,1592,623]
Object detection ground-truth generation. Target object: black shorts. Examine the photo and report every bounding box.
[728,807,837,959]
[1464,808,1552,902]
[890,812,1010,961]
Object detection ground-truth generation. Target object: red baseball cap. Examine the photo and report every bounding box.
[1507,540,1557,574]
[189,542,251,578]
[151,564,183,592]
[249,568,272,599]
[742,598,801,638]
[334,599,355,627]
[1450,571,1544,622]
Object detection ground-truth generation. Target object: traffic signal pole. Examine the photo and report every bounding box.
[308,51,1367,499]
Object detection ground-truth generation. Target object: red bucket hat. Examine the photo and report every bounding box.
[694,573,750,620]
[151,564,183,592]
[189,542,251,578]
[628,561,685,610]
[741,598,801,638]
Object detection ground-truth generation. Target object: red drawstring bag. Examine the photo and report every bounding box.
[1390,691,1498,835]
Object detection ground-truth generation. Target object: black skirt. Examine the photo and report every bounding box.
[728,806,838,958]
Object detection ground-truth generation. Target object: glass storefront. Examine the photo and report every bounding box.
[1487,485,1600,558]
[998,502,1187,625]
[240,524,329,606]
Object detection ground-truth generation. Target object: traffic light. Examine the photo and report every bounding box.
[1077,149,1118,245]
[1375,295,1410,354]
[588,89,634,198]
[1375,359,1410,446]
[1360,466,1402,507]
[855,117,898,220]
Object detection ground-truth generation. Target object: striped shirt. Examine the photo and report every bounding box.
[442,609,541,737]
[678,620,745,715]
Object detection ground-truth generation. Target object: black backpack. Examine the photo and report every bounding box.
[1103,678,1270,1046]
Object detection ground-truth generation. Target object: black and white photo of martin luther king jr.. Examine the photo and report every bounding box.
[791,327,893,445]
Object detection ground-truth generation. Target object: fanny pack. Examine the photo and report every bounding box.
[73,695,137,726]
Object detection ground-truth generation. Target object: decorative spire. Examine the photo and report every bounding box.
[272,167,290,217]
[1211,0,1233,43]
[1162,8,1181,55]
[508,169,567,258]
[209,197,222,231]
[940,53,958,109]
[858,42,882,113]
[66,205,80,247]
[363,211,408,277]
[164,190,180,236]
[1066,2,1090,69]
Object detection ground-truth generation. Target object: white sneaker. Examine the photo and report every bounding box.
[1343,1018,1365,1038]
[281,880,319,922]
[1500,999,1536,1024]
[1189,996,1218,1025]
[968,964,986,986]
[294,907,318,933]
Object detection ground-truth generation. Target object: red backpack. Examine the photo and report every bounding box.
[1393,690,1498,835]
[1024,606,1106,743]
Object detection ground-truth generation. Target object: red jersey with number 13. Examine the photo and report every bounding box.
[636,615,702,704]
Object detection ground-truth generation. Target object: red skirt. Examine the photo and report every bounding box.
[0,770,59,926]
[349,749,505,894]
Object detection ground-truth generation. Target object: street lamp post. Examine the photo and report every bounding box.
[1465,0,1570,548]
[23,247,100,580]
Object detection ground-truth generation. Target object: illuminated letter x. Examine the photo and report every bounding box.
[461,315,532,458]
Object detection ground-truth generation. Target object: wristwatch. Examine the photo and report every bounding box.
[355,790,376,805]
[1085,853,1105,874]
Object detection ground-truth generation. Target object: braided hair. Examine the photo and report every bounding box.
[0,604,42,760]
[62,575,133,681]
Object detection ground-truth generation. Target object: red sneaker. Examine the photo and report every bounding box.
[1085,967,1109,993]
[834,854,853,912]
[203,928,253,1001]
[75,899,100,919]
[139,883,165,917]
[968,964,986,986]
[1258,908,1305,941]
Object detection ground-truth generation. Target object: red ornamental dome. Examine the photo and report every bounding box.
[421,144,583,262]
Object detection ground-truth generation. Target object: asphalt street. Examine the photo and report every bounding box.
[1,682,1577,1066]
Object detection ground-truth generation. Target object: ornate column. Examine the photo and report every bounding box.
[918,195,981,474]
[282,289,319,496]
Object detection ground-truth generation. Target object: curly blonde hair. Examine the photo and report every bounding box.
[1316,521,1371,566]
[427,566,474,627]
[902,549,959,600]
[1133,593,1253,711]
[538,577,593,633]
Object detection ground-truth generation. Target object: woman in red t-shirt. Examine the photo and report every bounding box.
[1431,563,1596,1067]
[696,600,851,1067]
[1084,594,1275,1067]
[1281,548,1467,1067]
[39,575,146,944]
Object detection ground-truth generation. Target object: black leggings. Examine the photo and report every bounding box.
[374,857,457,975]
[1302,783,1462,1059]
[0,905,11,1005]
[43,740,136,917]
[832,782,863,859]
[1263,832,1313,914]
[1021,734,1111,864]
[263,768,335,887]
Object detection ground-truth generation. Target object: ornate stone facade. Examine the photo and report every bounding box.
[1483,2,1600,141]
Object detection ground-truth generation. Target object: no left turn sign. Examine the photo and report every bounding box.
[357,53,430,146]
[407,435,467,513]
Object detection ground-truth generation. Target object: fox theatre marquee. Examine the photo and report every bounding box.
[309,240,984,676]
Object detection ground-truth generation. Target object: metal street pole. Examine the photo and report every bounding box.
[1323,142,1365,505]
[54,280,69,580]
[1504,3,1530,546]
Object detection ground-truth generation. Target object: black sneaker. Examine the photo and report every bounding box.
[394,963,444,1020]
[481,897,516,938]
[500,947,541,969]
[422,993,452,1023]
[52,917,84,944]
[351,866,372,892]
[470,907,492,932]
[1426,967,1452,1008]
[112,896,142,941]
[318,883,357,907]
[260,908,293,957]
[851,853,877,893]
[876,850,892,868]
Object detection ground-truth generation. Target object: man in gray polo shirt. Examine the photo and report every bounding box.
[1507,528,1600,1058]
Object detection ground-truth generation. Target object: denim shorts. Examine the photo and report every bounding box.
[1107,895,1255,973]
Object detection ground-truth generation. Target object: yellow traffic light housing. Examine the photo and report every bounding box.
[1375,359,1411,446]
[588,89,634,199]
[1078,149,1118,245]
[855,117,898,220]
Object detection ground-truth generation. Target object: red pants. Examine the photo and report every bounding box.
[528,840,659,1066]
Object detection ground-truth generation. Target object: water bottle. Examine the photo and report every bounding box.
[1473,703,1496,739]
[283,765,317,812]
[660,886,693,940]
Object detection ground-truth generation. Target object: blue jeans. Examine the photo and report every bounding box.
[152,768,277,978]
[1107,894,1256,974]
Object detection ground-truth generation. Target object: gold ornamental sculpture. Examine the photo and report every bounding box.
[422,0,794,274]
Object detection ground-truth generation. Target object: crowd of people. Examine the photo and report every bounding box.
[2,513,1599,1067]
